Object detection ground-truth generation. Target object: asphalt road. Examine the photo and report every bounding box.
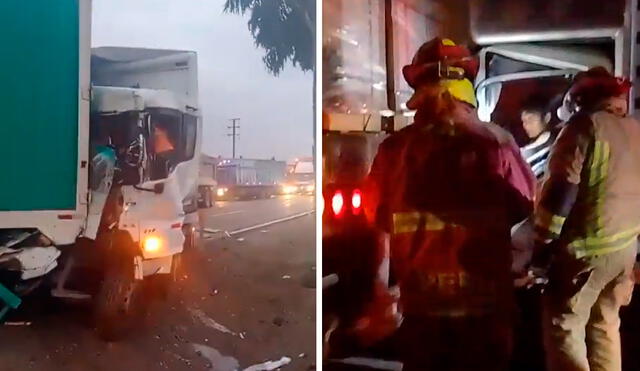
[0,195,317,371]
[201,195,315,237]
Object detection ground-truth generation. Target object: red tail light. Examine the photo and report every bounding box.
[332,191,344,216]
[351,189,362,213]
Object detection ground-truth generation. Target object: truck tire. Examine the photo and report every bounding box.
[94,257,146,341]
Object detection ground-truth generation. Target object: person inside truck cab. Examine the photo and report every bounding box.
[153,122,176,154]
[150,119,177,180]
[520,95,557,179]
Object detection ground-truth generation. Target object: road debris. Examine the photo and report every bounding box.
[243,356,291,371]
[260,230,269,233]
[189,308,240,337]
[236,238,245,242]
[169,351,192,367]
[192,343,239,371]
[201,228,222,234]
[282,275,291,279]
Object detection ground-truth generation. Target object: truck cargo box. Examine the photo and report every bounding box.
[0,0,91,244]
[216,158,286,186]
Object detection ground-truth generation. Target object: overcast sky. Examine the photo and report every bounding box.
[92,0,313,162]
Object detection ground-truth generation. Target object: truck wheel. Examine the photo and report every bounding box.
[94,258,146,341]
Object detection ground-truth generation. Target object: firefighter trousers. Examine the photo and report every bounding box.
[543,244,637,371]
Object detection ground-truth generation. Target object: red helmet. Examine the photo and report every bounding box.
[564,67,631,113]
[402,37,478,89]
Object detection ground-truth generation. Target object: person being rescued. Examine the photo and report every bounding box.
[520,94,558,180]
[363,37,536,370]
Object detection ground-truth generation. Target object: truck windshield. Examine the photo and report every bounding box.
[91,112,140,149]
[91,112,144,185]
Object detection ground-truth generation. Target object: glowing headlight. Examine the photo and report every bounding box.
[217,188,226,197]
[283,185,298,194]
[143,236,162,253]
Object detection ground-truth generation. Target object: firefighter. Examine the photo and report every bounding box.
[364,37,536,370]
[530,67,640,371]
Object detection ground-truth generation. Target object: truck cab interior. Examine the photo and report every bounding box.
[91,108,198,185]
[147,109,198,181]
[476,43,616,144]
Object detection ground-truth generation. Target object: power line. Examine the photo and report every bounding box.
[227,118,240,158]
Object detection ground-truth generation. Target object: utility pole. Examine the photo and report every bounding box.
[227,118,240,158]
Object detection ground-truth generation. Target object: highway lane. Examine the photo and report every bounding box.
[0,197,317,371]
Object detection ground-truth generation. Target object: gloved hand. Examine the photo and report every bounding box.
[524,240,556,290]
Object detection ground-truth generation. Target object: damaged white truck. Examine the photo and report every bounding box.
[0,0,201,340]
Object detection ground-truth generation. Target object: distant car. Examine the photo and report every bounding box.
[300,182,315,195]
[280,181,315,195]
[214,186,231,200]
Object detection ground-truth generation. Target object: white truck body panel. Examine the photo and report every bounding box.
[91,47,199,110]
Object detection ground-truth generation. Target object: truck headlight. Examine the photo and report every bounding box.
[217,188,226,197]
[143,236,162,253]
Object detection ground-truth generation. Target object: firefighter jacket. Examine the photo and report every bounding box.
[365,119,536,317]
[535,110,640,258]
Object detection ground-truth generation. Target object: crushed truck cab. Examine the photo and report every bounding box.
[0,0,202,339]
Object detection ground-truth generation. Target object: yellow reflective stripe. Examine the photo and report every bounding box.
[570,225,640,253]
[392,212,446,234]
[535,207,566,236]
[595,142,610,234]
[587,141,610,236]
[573,237,637,258]
[588,141,603,186]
